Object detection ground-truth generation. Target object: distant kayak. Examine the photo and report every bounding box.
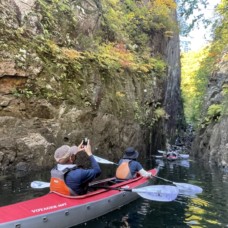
[157,150,189,161]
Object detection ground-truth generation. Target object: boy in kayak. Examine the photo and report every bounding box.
[50,140,101,196]
[116,147,152,180]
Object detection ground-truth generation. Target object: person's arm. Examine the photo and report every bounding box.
[132,161,151,178]
[89,155,101,176]
[84,140,101,177]
[138,168,152,178]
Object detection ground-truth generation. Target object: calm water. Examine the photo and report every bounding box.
[0,158,228,228]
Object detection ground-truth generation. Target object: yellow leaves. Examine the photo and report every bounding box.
[98,43,135,69]
[46,40,83,60]
[62,48,82,60]
[96,42,165,75]
[181,46,217,123]
[126,12,135,21]
[45,40,84,66]
[107,0,120,7]
[153,0,176,9]
[116,91,125,97]
[136,64,151,73]
[114,47,134,68]
[47,40,60,53]
[147,0,177,32]
[164,30,174,38]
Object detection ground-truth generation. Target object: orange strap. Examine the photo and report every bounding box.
[50,177,71,196]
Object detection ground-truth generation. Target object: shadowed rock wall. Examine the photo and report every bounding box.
[192,52,228,170]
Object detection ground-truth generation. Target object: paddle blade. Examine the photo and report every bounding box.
[31,181,50,189]
[174,183,203,195]
[158,150,166,154]
[154,155,164,159]
[93,155,117,165]
[132,185,179,202]
[179,154,189,159]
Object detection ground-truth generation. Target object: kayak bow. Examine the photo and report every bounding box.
[0,168,162,228]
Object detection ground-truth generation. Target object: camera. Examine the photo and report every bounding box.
[83,137,88,146]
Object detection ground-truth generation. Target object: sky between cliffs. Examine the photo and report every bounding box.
[188,0,221,51]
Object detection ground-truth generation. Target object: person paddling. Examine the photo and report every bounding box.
[50,140,101,196]
[116,147,152,180]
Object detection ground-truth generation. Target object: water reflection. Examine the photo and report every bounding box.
[155,158,190,169]
[0,170,49,207]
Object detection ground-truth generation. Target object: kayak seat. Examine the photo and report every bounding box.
[115,173,141,183]
[115,178,127,183]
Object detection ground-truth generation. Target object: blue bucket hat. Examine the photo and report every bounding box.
[123,147,139,159]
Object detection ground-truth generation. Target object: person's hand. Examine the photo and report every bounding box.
[77,141,85,152]
[84,140,92,156]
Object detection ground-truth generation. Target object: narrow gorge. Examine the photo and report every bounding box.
[0,0,227,173]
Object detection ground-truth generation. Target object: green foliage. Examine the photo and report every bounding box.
[210,0,228,58]
[13,88,34,98]
[207,104,222,119]
[100,0,177,51]
[134,102,167,127]
[221,84,228,116]
[95,42,166,74]
[1,0,175,109]
[206,0,228,118]
[154,107,166,119]
[134,101,151,126]
[200,104,222,128]
[181,48,213,124]
[35,0,81,47]
[182,0,228,128]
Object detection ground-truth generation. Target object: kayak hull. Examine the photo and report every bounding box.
[3,192,138,228]
[0,169,158,228]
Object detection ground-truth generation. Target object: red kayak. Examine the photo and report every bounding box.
[0,169,164,228]
[166,152,178,161]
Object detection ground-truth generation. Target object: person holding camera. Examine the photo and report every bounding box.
[116,147,152,180]
[50,139,101,196]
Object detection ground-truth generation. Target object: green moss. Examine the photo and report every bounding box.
[200,104,222,128]
[207,104,222,119]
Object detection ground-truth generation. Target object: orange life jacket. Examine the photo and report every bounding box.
[115,159,134,180]
[50,167,77,196]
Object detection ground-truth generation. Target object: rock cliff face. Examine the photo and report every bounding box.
[192,52,228,170]
[0,0,183,172]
